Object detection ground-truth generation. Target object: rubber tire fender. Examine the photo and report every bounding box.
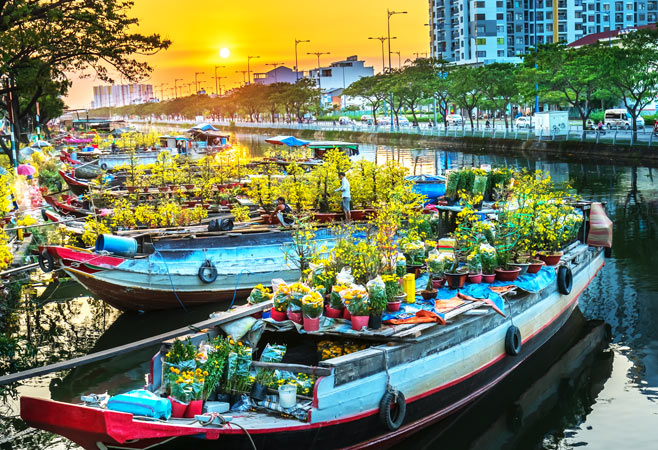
[505,325,522,356]
[41,208,50,222]
[38,250,55,273]
[557,265,573,295]
[100,163,108,170]
[379,389,406,431]
[198,260,218,284]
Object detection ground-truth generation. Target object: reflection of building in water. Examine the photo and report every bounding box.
[537,162,570,185]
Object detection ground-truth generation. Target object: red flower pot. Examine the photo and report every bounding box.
[313,212,334,223]
[325,305,343,318]
[527,260,545,274]
[350,210,366,220]
[468,273,482,284]
[158,186,169,192]
[351,315,369,331]
[220,200,230,206]
[432,277,446,289]
[126,186,137,193]
[420,289,438,300]
[482,273,496,283]
[303,316,320,331]
[287,310,302,324]
[184,184,195,190]
[184,399,203,418]
[270,308,287,321]
[387,301,401,312]
[495,266,523,282]
[445,272,468,289]
[343,308,352,320]
[537,252,563,266]
[168,397,187,418]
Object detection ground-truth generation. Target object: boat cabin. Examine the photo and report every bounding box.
[308,141,359,159]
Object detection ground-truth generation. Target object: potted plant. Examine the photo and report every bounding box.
[342,287,370,331]
[247,284,272,318]
[367,276,387,329]
[443,253,468,290]
[327,284,347,318]
[402,240,425,278]
[382,274,404,311]
[301,290,324,331]
[467,251,482,284]
[287,282,310,324]
[526,258,546,274]
[271,284,290,321]
[480,243,497,283]
[426,251,446,289]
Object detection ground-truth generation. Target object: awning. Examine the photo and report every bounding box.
[265,135,310,147]
[189,123,218,131]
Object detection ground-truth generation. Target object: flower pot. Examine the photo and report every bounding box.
[369,313,383,329]
[482,273,496,283]
[537,252,563,266]
[142,187,150,193]
[168,397,187,418]
[270,308,287,321]
[445,272,468,290]
[287,309,302,324]
[420,289,438,300]
[351,315,369,331]
[126,186,137,193]
[495,266,523,282]
[527,260,546,274]
[350,210,366,220]
[303,315,320,331]
[343,308,352,320]
[313,212,334,223]
[158,186,170,192]
[184,399,203,418]
[468,273,482,284]
[406,264,423,279]
[511,262,530,275]
[219,200,230,206]
[325,305,343,318]
[250,382,268,402]
[184,184,195,190]
[432,277,446,289]
[387,301,401,312]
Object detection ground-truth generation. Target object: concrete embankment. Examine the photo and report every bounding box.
[228,124,658,168]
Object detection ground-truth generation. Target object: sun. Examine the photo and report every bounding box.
[219,48,230,59]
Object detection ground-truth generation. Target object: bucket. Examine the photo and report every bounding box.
[95,234,138,257]
[278,384,297,409]
[402,274,416,303]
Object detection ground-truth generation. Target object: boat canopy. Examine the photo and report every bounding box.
[189,123,218,132]
[307,141,359,151]
[265,135,310,147]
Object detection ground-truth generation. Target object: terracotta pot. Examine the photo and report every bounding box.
[482,273,496,283]
[511,262,530,275]
[468,273,482,284]
[527,260,546,274]
[495,266,523,282]
[350,210,366,220]
[184,184,195,190]
[168,397,187,418]
[270,308,287,321]
[369,313,383,329]
[325,305,343,318]
[537,252,563,266]
[445,272,468,289]
[184,399,203,418]
[420,289,438,300]
[351,315,369,331]
[287,310,302,324]
[142,187,150,193]
[303,315,320,331]
[126,186,137,193]
[219,200,230,206]
[313,212,334,223]
[343,308,352,320]
[432,277,446,289]
[387,301,401,312]
[406,264,423,279]
[158,186,169,192]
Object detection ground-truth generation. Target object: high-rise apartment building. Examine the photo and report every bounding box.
[428,0,651,65]
[92,84,154,108]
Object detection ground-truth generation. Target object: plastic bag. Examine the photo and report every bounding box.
[336,267,354,286]
[260,343,287,363]
[107,389,171,420]
[395,253,407,278]
[248,284,272,304]
[366,276,387,313]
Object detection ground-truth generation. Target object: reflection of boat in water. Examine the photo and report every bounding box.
[394,311,613,450]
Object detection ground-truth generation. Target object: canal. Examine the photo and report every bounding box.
[1,133,657,449]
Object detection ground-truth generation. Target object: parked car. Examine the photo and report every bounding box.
[338,116,354,125]
[515,116,534,128]
[604,109,644,130]
[397,116,411,126]
[446,114,464,126]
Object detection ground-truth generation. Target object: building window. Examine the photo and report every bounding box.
[477,51,486,57]
[497,37,504,44]
[546,23,553,31]
[496,0,503,7]
[321,69,332,77]
[626,3,633,10]
[475,13,486,20]
[476,37,486,45]
[475,1,485,7]
[497,13,504,19]
[497,50,504,57]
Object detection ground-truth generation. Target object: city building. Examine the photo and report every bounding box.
[92,84,154,108]
[428,0,651,65]
[253,66,303,85]
[308,55,374,91]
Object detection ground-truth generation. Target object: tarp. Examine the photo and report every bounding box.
[265,135,310,147]
[190,123,218,131]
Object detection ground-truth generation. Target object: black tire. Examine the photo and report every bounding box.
[198,260,217,284]
[41,208,49,222]
[557,266,573,295]
[100,163,108,170]
[38,250,55,273]
[604,247,612,258]
[505,325,522,356]
[379,389,406,431]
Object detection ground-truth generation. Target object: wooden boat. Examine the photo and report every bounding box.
[21,243,606,449]
[43,194,92,218]
[308,140,360,158]
[406,175,446,204]
[38,226,336,311]
[59,169,93,196]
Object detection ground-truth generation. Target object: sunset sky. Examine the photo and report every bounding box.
[65,1,428,109]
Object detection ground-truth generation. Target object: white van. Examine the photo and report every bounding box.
[604,109,645,130]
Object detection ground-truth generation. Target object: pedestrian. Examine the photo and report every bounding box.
[486,119,491,128]
[335,172,351,222]
[271,196,294,226]
[597,121,603,131]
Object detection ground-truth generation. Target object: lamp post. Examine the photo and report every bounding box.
[307,51,330,90]
[158,82,167,101]
[213,75,227,95]
[392,51,401,69]
[235,70,248,86]
[265,62,285,82]
[174,78,182,98]
[247,56,260,85]
[294,39,310,80]
[368,36,393,73]
[387,9,407,130]
[194,72,204,94]
[214,65,226,95]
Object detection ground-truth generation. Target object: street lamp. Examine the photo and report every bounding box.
[214,65,226,95]
[387,9,407,130]
[235,70,248,86]
[265,63,285,82]
[392,51,401,69]
[174,78,182,98]
[368,36,395,73]
[294,39,310,80]
[247,56,260,85]
[158,82,167,101]
[194,72,204,94]
[307,51,330,90]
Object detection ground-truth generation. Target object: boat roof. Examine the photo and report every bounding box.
[308,141,359,149]
[158,135,189,140]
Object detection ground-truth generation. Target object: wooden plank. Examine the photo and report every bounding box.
[0,262,39,277]
[251,361,332,376]
[0,301,273,386]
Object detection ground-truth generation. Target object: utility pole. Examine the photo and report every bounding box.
[413,52,428,60]
[387,9,407,130]
[194,72,204,94]
[368,36,393,73]
[306,51,330,90]
[158,82,167,101]
[212,76,227,95]
[294,39,310,81]
[185,82,194,95]
[174,78,183,98]
[214,65,226,95]
[235,70,249,86]
[265,63,285,82]
[392,51,401,69]
[247,56,260,85]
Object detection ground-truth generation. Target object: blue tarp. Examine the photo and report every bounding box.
[191,123,218,131]
[265,135,311,147]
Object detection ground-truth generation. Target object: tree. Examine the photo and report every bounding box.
[479,63,521,129]
[447,66,485,129]
[280,79,320,122]
[426,58,452,127]
[397,60,434,125]
[264,83,288,122]
[234,84,266,122]
[343,74,388,124]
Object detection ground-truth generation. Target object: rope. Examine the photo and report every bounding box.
[153,249,188,313]
[196,412,257,450]
[227,268,252,311]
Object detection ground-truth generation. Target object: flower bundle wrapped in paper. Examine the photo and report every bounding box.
[301,291,324,318]
[329,283,350,309]
[395,253,407,278]
[248,283,272,304]
[289,282,311,312]
[272,283,291,312]
[341,287,370,316]
[366,276,387,314]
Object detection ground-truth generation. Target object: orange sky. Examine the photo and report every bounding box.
[65,0,428,108]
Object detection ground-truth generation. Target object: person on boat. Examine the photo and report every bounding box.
[272,197,294,226]
[335,172,351,222]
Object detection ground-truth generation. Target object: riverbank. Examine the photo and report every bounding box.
[225,123,658,168]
